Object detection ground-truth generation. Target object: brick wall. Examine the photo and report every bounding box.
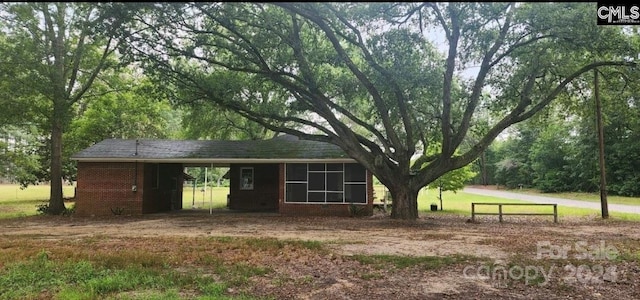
[75,162,144,216]
[228,164,279,211]
[76,162,185,217]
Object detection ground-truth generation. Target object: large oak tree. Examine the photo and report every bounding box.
[125,2,637,219]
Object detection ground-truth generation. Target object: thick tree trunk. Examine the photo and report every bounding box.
[389,184,419,220]
[48,117,66,215]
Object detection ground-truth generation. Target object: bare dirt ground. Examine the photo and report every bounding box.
[1,210,639,299]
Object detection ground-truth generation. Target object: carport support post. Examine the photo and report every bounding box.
[203,167,208,208]
[192,178,197,209]
[210,163,213,215]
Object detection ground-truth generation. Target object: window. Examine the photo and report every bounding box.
[240,167,254,190]
[345,163,366,182]
[344,164,366,203]
[286,183,307,201]
[345,184,366,203]
[285,163,367,204]
[326,173,343,191]
[286,164,307,181]
[308,172,325,190]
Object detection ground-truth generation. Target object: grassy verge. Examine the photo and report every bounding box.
[0,184,75,219]
[417,189,640,221]
[0,184,76,202]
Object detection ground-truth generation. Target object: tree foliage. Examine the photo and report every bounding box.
[62,74,180,180]
[0,126,42,186]
[433,165,476,193]
[0,3,126,214]
[485,65,640,196]
[528,123,574,193]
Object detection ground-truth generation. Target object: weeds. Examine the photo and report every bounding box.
[0,246,268,300]
[111,207,125,215]
[216,236,324,252]
[616,251,640,262]
[360,272,384,280]
[35,203,50,215]
[35,203,76,216]
[349,202,368,217]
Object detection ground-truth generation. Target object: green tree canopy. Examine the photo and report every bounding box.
[0,3,127,214]
[62,73,180,180]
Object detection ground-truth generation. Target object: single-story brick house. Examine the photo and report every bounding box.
[71,135,373,217]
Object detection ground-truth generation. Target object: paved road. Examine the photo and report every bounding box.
[463,187,640,214]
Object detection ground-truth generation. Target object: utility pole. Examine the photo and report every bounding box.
[595,69,609,219]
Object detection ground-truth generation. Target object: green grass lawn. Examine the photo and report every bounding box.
[0,184,228,218]
[0,184,76,219]
[417,188,640,221]
[1,184,639,221]
[182,186,230,209]
[0,184,76,201]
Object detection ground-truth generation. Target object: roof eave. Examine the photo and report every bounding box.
[71,157,358,164]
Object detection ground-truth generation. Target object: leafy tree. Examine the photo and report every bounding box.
[493,134,534,189]
[63,74,180,180]
[528,122,574,193]
[470,143,499,186]
[466,106,498,186]
[185,167,230,187]
[0,126,42,186]
[430,164,476,210]
[181,103,275,140]
[489,68,640,195]
[0,3,127,214]
[434,165,476,193]
[123,2,637,219]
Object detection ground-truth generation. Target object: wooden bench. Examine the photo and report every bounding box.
[471,203,558,223]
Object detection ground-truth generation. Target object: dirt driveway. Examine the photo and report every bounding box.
[1,210,639,299]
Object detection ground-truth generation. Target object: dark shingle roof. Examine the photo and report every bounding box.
[71,135,353,163]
